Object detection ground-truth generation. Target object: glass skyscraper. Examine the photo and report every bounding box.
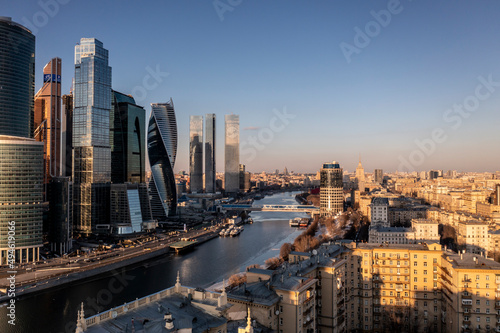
[320,161,344,217]
[148,100,178,219]
[73,38,112,235]
[205,114,216,193]
[111,90,146,184]
[0,136,43,264]
[0,17,35,138]
[34,57,62,193]
[189,115,203,193]
[225,114,240,193]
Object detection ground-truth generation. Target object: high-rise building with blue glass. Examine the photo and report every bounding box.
[73,38,112,235]
[0,17,35,138]
[0,18,43,264]
[205,114,216,193]
[148,100,178,219]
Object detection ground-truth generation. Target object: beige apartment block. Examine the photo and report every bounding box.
[412,219,440,243]
[348,242,444,333]
[440,252,500,333]
[458,220,490,255]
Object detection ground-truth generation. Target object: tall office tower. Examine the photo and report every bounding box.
[0,136,43,264]
[111,91,145,184]
[34,58,62,192]
[374,168,383,184]
[355,156,365,190]
[205,113,216,193]
[73,38,112,235]
[224,114,239,193]
[148,100,178,219]
[47,177,72,255]
[0,17,35,138]
[61,93,73,177]
[320,161,344,217]
[189,115,203,193]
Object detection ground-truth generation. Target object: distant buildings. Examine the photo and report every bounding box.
[204,113,216,193]
[72,38,112,236]
[355,158,365,191]
[320,161,344,216]
[189,115,203,193]
[0,17,35,138]
[374,168,383,184]
[148,100,178,219]
[34,57,62,191]
[224,114,239,194]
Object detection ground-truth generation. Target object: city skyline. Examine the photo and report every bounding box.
[6,1,500,174]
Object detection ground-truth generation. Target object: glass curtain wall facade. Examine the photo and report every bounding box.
[0,136,43,264]
[110,90,145,184]
[34,57,62,193]
[148,100,177,219]
[189,115,203,193]
[224,114,239,193]
[47,177,72,255]
[0,17,35,138]
[320,161,344,217]
[62,93,73,177]
[73,38,112,235]
[205,114,216,193]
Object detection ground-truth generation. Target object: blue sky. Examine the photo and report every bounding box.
[6,0,500,173]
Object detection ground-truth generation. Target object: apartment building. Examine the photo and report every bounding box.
[457,220,490,255]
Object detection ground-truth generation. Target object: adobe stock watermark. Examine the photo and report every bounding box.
[213,0,243,22]
[132,65,169,102]
[60,268,135,333]
[241,107,295,162]
[339,0,408,64]
[398,74,499,172]
[6,221,16,326]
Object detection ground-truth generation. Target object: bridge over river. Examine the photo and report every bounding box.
[219,204,319,214]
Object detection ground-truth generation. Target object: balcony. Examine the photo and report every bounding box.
[462,294,472,299]
[495,302,500,310]
[463,320,471,325]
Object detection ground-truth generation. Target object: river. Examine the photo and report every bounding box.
[0,191,307,333]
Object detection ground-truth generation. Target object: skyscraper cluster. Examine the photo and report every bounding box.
[0,18,180,261]
[188,113,240,195]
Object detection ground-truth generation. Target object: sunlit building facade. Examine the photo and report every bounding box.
[224,114,239,193]
[189,115,203,193]
[34,57,62,192]
[148,100,177,219]
[320,161,344,216]
[73,38,112,235]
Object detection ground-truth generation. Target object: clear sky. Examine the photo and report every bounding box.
[6,0,500,173]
